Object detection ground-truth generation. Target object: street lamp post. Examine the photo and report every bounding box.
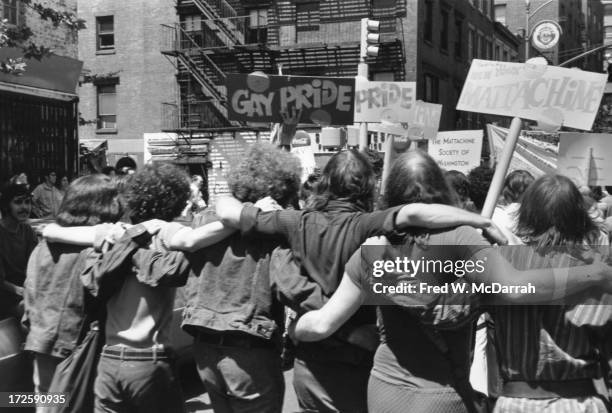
[524,0,555,61]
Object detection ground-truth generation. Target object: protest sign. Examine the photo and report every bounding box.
[227,73,355,125]
[457,59,607,130]
[557,133,612,186]
[409,100,442,140]
[354,78,416,123]
[428,130,483,174]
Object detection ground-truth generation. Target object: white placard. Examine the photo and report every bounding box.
[457,59,607,130]
[428,130,483,174]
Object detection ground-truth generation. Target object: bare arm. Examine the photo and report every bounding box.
[475,248,612,303]
[168,222,236,252]
[215,196,245,228]
[292,273,366,342]
[395,204,507,245]
[43,223,123,247]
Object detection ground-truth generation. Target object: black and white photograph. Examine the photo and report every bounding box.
[2,0,612,412]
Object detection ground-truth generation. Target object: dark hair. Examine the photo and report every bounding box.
[445,170,470,202]
[501,170,534,204]
[300,172,321,202]
[364,148,384,180]
[467,165,495,211]
[56,175,124,226]
[384,151,457,208]
[102,166,116,176]
[515,174,599,250]
[307,149,376,212]
[227,142,302,208]
[589,186,603,202]
[605,186,612,194]
[125,163,190,223]
[0,184,31,216]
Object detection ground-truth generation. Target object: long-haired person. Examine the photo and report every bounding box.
[24,175,123,398]
[217,149,509,413]
[491,174,610,413]
[292,152,612,413]
[492,170,534,245]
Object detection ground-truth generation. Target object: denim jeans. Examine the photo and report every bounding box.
[193,340,284,413]
[94,354,184,413]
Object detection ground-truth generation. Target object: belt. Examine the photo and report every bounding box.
[101,345,170,361]
[501,379,597,399]
[196,331,272,349]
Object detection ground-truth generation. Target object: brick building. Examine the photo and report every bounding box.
[77,0,177,168]
[0,0,81,183]
[495,0,603,70]
[160,0,520,201]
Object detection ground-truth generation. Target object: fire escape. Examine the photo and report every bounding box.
[160,0,406,135]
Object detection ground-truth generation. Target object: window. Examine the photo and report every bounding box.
[1,0,18,25]
[483,0,489,18]
[503,49,509,61]
[454,18,463,59]
[440,9,449,52]
[424,0,433,43]
[479,34,486,59]
[247,8,268,43]
[495,4,506,24]
[468,28,475,60]
[486,40,493,59]
[495,44,501,60]
[296,1,319,31]
[97,84,117,130]
[424,74,439,103]
[96,16,114,51]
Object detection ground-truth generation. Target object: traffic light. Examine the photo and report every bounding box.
[360,18,380,60]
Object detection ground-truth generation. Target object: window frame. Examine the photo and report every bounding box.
[96,82,118,132]
[96,15,115,51]
[1,0,18,26]
[295,1,320,32]
[440,9,449,52]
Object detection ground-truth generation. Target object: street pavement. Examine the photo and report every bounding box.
[185,369,299,413]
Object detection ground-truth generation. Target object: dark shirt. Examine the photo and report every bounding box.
[239,201,401,363]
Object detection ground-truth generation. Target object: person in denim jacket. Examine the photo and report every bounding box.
[23,175,124,396]
[178,143,308,413]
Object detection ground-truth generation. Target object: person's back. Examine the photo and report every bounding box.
[91,164,191,413]
[490,175,609,413]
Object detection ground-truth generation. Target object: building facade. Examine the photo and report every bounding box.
[0,0,81,183]
[495,0,603,71]
[77,0,177,168]
[159,0,520,201]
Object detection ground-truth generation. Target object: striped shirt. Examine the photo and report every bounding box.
[491,246,611,383]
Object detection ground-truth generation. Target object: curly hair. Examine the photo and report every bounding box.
[226,142,302,208]
[56,174,124,226]
[307,149,376,212]
[125,163,191,223]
